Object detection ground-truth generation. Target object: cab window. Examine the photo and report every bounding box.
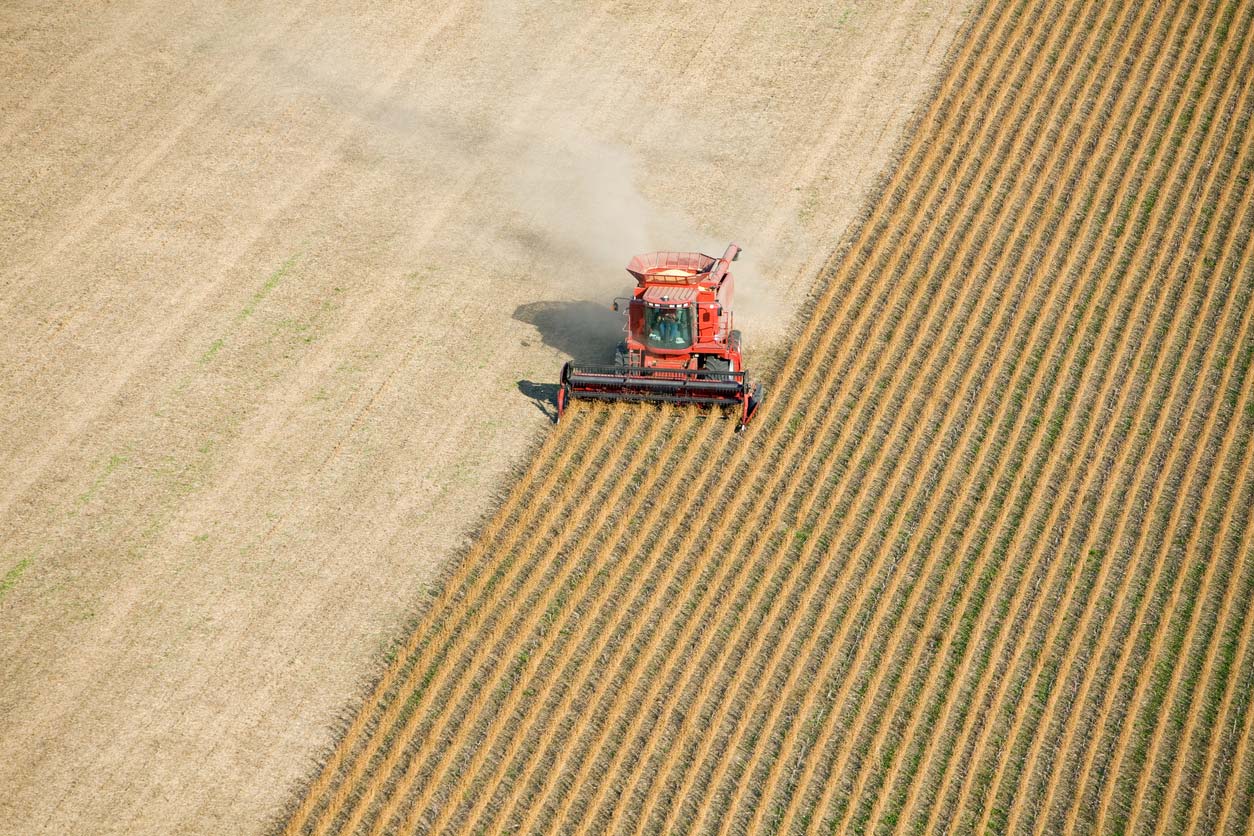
[644,305,693,349]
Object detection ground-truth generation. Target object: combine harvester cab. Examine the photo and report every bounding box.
[558,243,764,428]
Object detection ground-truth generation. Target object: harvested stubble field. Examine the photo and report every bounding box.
[284,0,1254,833]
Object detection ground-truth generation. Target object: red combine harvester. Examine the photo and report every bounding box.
[558,242,764,427]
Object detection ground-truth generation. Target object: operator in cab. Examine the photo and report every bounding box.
[651,308,685,347]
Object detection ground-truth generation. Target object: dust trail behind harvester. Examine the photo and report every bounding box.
[253,12,794,345]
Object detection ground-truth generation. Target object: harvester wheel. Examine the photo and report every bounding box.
[703,355,731,372]
[614,341,629,367]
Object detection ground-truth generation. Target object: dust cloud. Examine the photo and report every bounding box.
[489,124,789,338]
[223,7,791,341]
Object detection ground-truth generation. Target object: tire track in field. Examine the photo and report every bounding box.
[0,1,170,151]
[0,1,321,522]
[6,6,483,810]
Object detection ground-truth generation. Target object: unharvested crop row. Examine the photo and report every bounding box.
[416,410,728,834]
[847,0,1208,827]
[732,0,1223,832]
[997,18,1254,835]
[461,413,725,834]
[1081,109,1254,836]
[868,7,1218,829]
[282,0,1254,832]
[688,10,1148,832]
[789,0,1185,830]
[902,0,1213,822]
[1213,589,1254,833]
[965,7,1254,832]
[1037,82,1254,836]
[1124,318,1254,834]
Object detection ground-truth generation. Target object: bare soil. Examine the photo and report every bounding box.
[0,1,967,833]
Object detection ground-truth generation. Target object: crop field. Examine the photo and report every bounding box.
[283,0,1254,833]
[0,2,967,833]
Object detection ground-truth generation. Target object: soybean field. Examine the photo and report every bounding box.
[283,0,1254,832]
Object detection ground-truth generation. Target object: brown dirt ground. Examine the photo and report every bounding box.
[0,1,967,833]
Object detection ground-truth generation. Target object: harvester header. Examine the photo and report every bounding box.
[557,243,763,427]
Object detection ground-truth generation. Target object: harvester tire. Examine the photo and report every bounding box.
[614,341,629,367]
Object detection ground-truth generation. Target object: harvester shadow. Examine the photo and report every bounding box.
[517,380,560,422]
[513,300,624,364]
[514,300,625,422]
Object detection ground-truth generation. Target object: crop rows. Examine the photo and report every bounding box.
[282,0,1254,832]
